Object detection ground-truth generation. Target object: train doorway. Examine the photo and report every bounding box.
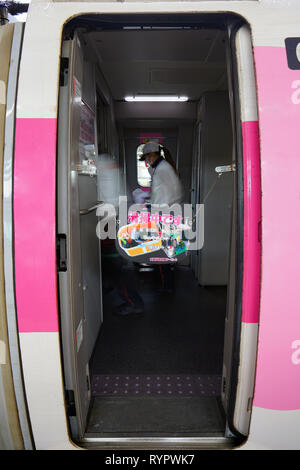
[57,13,259,449]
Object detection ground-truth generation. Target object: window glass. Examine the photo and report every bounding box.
[137,144,151,187]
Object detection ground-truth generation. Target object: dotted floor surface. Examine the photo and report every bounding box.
[91,374,221,397]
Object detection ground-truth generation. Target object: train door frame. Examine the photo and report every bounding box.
[56,13,260,446]
[222,22,261,438]
[57,32,106,439]
[6,0,300,451]
[1,21,33,449]
[9,1,269,449]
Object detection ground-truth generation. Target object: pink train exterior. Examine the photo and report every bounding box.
[7,0,300,450]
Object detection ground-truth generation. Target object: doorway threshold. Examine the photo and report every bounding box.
[79,435,235,450]
[78,395,239,449]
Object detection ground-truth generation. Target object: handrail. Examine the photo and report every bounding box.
[80,201,104,215]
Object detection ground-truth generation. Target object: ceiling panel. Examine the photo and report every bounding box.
[85,28,227,101]
[90,30,225,62]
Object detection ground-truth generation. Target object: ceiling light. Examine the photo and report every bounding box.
[125,95,188,102]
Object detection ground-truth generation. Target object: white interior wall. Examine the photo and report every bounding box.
[79,56,102,359]
[197,91,233,286]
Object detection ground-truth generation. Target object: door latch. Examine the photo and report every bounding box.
[56,234,67,272]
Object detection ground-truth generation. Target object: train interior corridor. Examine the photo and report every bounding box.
[88,265,227,436]
[57,14,238,441]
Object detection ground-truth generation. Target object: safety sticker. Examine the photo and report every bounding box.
[117,214,187,263]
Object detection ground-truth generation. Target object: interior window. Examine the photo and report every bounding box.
[136,143,151,187]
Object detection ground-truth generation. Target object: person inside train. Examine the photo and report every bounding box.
[140,142,183,292]
[107,142,183,315]
[140,141,182,207]
[97,154,145,316]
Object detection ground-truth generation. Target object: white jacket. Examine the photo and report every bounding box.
[149,159,183,207]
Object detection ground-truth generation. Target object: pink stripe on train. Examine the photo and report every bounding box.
[12,119,262,330]
[252,46,300,410]
[242,120,261,324]
[14,118,59,333]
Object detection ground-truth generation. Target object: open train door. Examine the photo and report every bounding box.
[222,23,261,438]
[57,32,102,439]
[1,21,34,450]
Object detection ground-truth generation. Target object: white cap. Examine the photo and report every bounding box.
[141,141,160,159]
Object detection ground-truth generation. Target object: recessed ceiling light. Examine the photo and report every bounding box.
[125,95,188,102]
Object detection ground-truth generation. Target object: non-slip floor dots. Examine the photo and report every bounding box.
[91,374,221,397]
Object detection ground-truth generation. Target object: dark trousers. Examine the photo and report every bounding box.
[102,245,144,310]
[118,262,144,309]
[158,264,175,291]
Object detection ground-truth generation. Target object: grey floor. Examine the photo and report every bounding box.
[86,264,227,436]
[86,396,225,436]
